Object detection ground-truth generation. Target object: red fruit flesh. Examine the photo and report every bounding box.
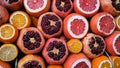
[37,12,62,38]
[52,0,73,18]
[71,19,85,35]
[42,38,68,64]
[27,0,44,10]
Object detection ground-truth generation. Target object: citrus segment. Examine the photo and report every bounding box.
[67,39,82,53]
[10,11,31,30]
[0,44,18,62]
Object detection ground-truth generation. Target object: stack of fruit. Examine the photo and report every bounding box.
[0,0,120,68]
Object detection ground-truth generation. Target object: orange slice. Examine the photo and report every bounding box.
[111,56,120,68]
[115,15,120,30]
[67,39,82,53]
[0,44,18,62]
[0,24,18,43]
[0,60,11,68]
[9,11,31,30]
[92,55,112,68]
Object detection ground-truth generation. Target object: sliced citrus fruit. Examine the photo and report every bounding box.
[90,12,116,36]
[111,56,120,68]
[64,53,91,68]
[24,0,50,17]
[63,13,89,39]
[9,11,31,30]
[105,31,120,55]
[67,39,82,53]
[74,0,100,17]
[0,24,18,43]
[115,15,120,30]
[0,44,18,62]
[92,55,112,68]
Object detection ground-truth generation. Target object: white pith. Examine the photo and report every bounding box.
[0,24,15,40]
[24,0,47,13]
[116,16,120,29]
[67,15,88,39]
[9,12,28,29]
[71,58,91,68]
[98,60,112,68]
[97,14,116,35]
[76,0,100,14]
[112,34,120,55]
[0,66,3,68]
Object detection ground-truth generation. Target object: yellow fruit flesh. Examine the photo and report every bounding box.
[11,14,26,28]
[1,26,13,38]
[101,62,111,68]
[69,42,82,53]
[114,57,120,68]
[117,17,120,27]
[0,44,18,61]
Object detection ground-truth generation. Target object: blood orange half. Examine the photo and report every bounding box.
[63,13,89,39]
[24,0,50,17]
[90,12,116,36]
[74,0,100,17]
[105,31,120,55]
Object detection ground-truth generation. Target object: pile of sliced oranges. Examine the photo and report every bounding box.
[0,0,120,68]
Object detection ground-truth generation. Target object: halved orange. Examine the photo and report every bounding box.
[92,55,112,68]
[67,39,82,53]
[0,24,18,43]
[0,44,18,62]
[9,11,31,30]
[115,15,120,30]
[111,56,120,68]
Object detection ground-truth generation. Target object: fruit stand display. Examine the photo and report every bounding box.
[0,0,120,68]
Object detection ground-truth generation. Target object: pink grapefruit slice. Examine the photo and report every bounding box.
[90,12,116,36]
[105,31,120,55]
[74,0,100,17]
[63,13,89,39]
[24,0,50,17]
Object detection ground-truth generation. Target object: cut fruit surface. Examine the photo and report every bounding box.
[63,13,89,39]
[9,11,31,30]
[67,39,82,53]
[0,60,11,68]
[115,15,120,30]
[24,0,50,17]
[0,44,18,62]
[105,31,120,55]
[74,0,100,17]
[64,53,91,68]
[111,56,120,68]
[90,12,116,36]
[17,27,45,54]
[0,24,18,43]
[92,56,112,68]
